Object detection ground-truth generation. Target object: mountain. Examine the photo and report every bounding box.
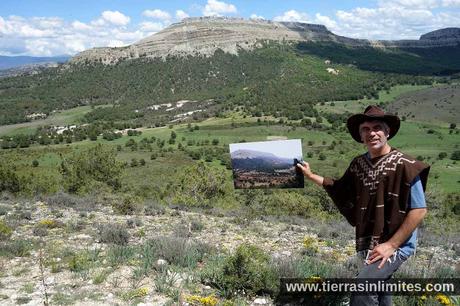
[231,149,295,172]
[0,55,70,70]
[0,17,459,126]
[70,17,460,65]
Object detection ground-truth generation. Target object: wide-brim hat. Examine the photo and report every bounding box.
[347,105,400,143]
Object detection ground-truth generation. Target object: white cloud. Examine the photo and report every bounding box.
[203,0,237,16]
[0,13,153,56]
[140,21,165,32]
[176,10,190,20]
[250,14,265,20]
[72,21,92,31]
[101,10,130,26]
[442,0,460,6]
[142,9,171,21]
[273,10,310,23]
[378,0,440,9]
[334,6,438,39]
[314,13,338,31]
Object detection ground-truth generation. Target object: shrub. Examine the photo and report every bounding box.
[145,236,213,268]
[202,244,278,298]
[32,160,39,167]
[112,195,143,215]
[60,144,123,193]
[0,206,7,217]
[97,223,130,245]
[172,162,227,208]
[0,239,32,257]
[0,220,12,241]
[46,192,82,208]
[0,162,21,193]
[451,151,460,161]
[144,201,165,216]
[130,158,138,167]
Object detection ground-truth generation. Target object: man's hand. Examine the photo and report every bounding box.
[296,161,313,178]
[367,242,397,269]
[296,162,324,186]
[367,208,427,269]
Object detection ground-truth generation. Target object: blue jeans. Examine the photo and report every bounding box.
[350,251,408,306]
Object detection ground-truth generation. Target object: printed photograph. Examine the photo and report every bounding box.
[229,139,304,189]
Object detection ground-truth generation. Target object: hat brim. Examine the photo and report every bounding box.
[347,114,400,143]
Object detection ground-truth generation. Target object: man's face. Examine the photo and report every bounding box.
[359,120,389,151]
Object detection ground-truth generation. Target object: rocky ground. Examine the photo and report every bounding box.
[0,198,458,306]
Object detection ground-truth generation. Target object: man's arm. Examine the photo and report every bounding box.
[368,208,427,268]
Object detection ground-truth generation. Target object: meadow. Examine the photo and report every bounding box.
[0,83,458,305]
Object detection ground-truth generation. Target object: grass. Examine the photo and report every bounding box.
[0,85,458,197]
[1,115,458,195]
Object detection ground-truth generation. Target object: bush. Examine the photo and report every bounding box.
[112,195,143,215]
[97,223,130,245]
[145,236,213,268]
[144,201,166,216]
[201,244,278,298]
[32,160,39,167]
[60,144,123,193]
[451,150,460,161]
[0,162,21,193]
[172,162,228,208]
[0,239,32,257]
[0,220,12,241]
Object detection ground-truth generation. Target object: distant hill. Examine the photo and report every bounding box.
[70,17,460,64]
[231,149,295,172]
[0,55,70,70]
[0,18,458,125]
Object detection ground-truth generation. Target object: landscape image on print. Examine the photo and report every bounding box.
[229,139,304,189]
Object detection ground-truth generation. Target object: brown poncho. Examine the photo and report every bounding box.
[323,148,430,252]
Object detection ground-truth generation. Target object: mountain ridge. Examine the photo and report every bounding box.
[70,17,460,65]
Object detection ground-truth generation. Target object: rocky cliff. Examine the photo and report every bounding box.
[70,17,460,65]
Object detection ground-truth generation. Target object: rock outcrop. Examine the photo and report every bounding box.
[70,17,460,65]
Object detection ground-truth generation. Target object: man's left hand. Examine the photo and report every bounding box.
[367,242,397,269]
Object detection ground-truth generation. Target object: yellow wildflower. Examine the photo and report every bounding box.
[435,293,452,306]
[186,294,218,306]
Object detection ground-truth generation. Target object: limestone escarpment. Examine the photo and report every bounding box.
[69,17,460,65]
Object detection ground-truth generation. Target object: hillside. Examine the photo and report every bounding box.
[70,17,460,64]
[0,18,458,126]
[387,84,460,124]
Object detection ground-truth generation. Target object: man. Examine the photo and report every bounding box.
[297,105,430,306]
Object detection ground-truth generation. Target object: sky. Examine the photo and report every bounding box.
[1,0,459,57]
[230,139,302,159]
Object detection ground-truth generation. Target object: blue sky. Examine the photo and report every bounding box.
[1,0,459,56]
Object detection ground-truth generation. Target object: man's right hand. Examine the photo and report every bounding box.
[296,162,324,186]
[297,161,313,178]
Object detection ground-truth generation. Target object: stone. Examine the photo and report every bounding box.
[252,297,271,305]
[156,259,168,266]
